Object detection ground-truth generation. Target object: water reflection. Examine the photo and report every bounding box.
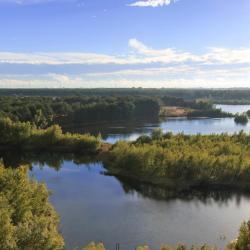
[116,175,249,206]
[2,151,250,205]
[62,117,250,144]
[1,152,250,249]
[0,151,96,170]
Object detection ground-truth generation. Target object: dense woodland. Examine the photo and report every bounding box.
[1,88,250,102]
[0,95,232,128]
[0,118,101,154]
[0,96,160,127]
[105,129,250,190]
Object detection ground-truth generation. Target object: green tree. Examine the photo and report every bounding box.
[83,242,106,250]
[0,165,64,250]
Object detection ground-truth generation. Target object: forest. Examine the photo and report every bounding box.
[1,88,250,103]
[0,95,232,129]
[104,129,250,191]
[0,96,160,127]
[0,118,101,154]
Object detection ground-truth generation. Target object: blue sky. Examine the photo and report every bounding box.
[0,0,250,88]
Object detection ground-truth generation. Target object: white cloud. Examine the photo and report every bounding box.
[128,0,175,8]
[1,39,250,66]
[1,39,250,88]
[1,72,250,89]
[1,64,250,88]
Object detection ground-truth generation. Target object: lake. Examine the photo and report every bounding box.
[29,160,250,250]
[26,105,250,249]
[64,105,250,143]
[216,104,250,114]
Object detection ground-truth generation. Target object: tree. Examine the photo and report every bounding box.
[83,242,106,250]
[151,128,164,140]
[0,165,64,250]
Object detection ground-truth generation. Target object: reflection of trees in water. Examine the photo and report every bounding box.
[115,175,250,205]
[0,151,97,170]
[62,117,161,139]
[2,150,250,205]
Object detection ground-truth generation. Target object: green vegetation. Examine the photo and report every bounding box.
[0,96,160,128]
[0,164,64,250]
[105,129,250,191]
[0,118,101,154]
[1,88,250,103]
[234,114,249,124]
[83,242,106,250]
[187,108,233,118]
[0,94,234,129]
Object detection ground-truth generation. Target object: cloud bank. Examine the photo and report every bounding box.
[1,39,250,65]
[1,39,250,88]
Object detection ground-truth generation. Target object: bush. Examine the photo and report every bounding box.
[234,113,248,124]
[151,128,164,140]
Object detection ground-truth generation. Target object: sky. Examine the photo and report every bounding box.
[0,0,250,88]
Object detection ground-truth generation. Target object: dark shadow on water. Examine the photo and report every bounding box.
[0,151,97,170]
[114,175,250,206]
[61,117,161,139]
[1,150,250,206]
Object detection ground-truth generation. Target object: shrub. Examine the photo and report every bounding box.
[234,113,248,124]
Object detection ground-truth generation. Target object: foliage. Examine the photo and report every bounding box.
[151,128,164,140]
[83,242,106,250]
[187,108,233,118]
[0,96,160,127]
[0,118,101,154]
[105,129,250,190]
[234,114,248,124]
[1,88,250,103]
[227,220,250,250]
[136,246,150,250]
[0,164,64,250]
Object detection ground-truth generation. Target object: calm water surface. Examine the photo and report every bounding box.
[216,104,250,114]
[65,105,250,143]
[29,105,250,249]
[30,161,250,250]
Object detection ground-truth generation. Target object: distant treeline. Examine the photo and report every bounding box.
[0,96,160,127]
[0,95,233,128]
[1,88,250,101]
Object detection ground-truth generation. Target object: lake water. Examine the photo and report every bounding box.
[64,105,250,143]
[27,105,250,249]
[216,104,250,114]
[30,161,250,250]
